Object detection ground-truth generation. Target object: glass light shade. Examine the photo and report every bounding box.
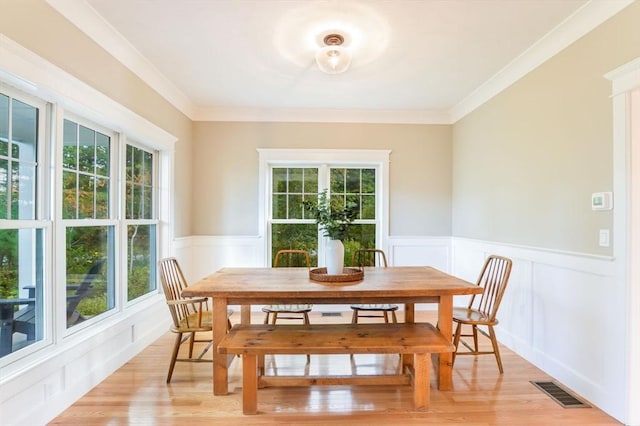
[315,45,352,74]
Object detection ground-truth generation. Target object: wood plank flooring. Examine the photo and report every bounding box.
[49,311,621,425]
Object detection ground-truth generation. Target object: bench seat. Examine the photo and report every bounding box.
[218,322,453,414]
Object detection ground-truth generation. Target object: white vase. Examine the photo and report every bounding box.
[325,239,345,275]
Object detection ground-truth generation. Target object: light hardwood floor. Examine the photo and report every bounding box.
[50,311,620,425]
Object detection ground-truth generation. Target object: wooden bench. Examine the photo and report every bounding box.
[217,322,454,414]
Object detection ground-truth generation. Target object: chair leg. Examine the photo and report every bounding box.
[452,322,462,367]
[488,325,504,374]
[271,312,278,324]
[263,312,270,324]
[303,312,310,325]
[188,332,195,358]
[383,311,389,323]
[167,332,182,383]
[472,325,479,352]
[391,310,398,323]
[351,309,358,324]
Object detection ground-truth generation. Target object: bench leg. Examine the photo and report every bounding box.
[242,354,258,414]
[413,352,430,410]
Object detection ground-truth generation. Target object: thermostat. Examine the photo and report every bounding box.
[592,192,612,210]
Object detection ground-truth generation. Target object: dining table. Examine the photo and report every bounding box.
[182,266,483,395]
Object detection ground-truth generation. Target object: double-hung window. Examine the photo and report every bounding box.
[61,118,115,328]
[124,144,157,302]
[261,149,389,267]
[0,89,48,357]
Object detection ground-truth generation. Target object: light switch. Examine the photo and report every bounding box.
[599,229,610,247]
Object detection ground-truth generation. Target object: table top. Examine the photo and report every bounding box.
[182,266,481,304]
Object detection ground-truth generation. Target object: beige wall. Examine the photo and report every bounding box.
[192,121,452,236]
[452,1,640,255]
[0,0,194,237]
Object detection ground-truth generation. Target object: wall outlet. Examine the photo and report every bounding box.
[599,229,610,247]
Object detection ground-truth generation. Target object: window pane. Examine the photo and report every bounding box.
[62,170,77,219]
[273,168,287,193]
[272,194,287,219]
[62,120,77,170]
[142,151,153,186]
[77,174,94,219]
[346,169,360,193]
[0,94,8,157]
[66,226,113,328]
[12,161,36,220]
[95,132,110,177]
[303,168,318,193]
[362,169,375,193]
[271,223,318,266]
[289,168,303,193]
[143,186,152,218]
[127,224,156,301]
[362,194,376,219]
[63,120,111,220]
[11,99,37,163]
[330,168,345,193]
[94,177,109,219]
[288,194,303,219]
[78,125,95,173]
[126,145,153,220]
[0,228,44,357]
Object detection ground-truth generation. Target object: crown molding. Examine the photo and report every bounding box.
[48,0,634,125]
[46,0,196,118]
[449,0,636,122]
[192,106,452,124]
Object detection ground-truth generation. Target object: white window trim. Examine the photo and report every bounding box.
[0,85,53,364]
[258,149,391,266]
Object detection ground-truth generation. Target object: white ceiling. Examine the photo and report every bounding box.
[48,0,631,123]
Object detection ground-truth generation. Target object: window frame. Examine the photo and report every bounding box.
[56,112,120,335]
[121,138,160,306]
[0,84,53,363]
[258,149,390,267]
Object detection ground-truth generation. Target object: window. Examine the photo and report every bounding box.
[0,89,47,357]
[271,167,319,265]
[62,118,114,328]
[261,149,390,268]
[125,144,157,301]
[0,40,174,369]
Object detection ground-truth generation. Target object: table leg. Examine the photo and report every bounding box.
[213,297,229,395]
[402,303,415,369]
[437,295,453,390]
[240,305,251,325]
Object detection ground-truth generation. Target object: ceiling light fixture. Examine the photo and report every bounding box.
[315,33,352,74]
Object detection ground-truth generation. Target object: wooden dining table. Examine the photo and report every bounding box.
[182,266,482,395]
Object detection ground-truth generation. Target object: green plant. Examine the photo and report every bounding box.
[302,189,358,240]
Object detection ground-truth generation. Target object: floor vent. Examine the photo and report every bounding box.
[320,312,342,317]
[531,381,591,408]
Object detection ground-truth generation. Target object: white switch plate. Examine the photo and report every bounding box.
[599,229,610,247]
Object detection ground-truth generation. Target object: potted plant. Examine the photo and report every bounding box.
[302,189,358,274]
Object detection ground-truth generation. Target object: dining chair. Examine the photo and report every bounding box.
[262,250,313,325]
[452,255,512,373]
[158,257,232,383]
[350,249,398,324]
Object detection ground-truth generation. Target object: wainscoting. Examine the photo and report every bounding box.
[175,234,627,422]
